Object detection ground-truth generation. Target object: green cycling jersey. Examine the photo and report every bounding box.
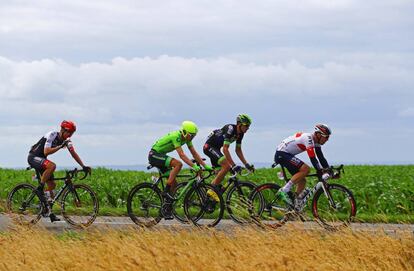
[151,130,193,154]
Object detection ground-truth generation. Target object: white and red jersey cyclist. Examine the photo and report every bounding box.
[275,126,330,175]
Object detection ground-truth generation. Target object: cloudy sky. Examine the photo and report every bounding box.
[1,0,413,167]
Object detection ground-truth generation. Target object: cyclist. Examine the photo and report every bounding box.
[275,124,332,209]
[27,120,91,222]
[203,114,255,197]
[148,120,212,219]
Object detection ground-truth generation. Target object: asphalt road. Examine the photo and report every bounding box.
[1,214,413,236]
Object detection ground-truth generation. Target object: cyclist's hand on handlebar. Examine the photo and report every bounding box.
[322,173,330,181]
[203,164,213,172]
[231,165,242,174]
[245,163,255,172]
[82,166,92,174]
[192,164,201,172]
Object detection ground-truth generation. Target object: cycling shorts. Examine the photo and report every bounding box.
[148,150,172,173]
[274,151,304,175]
[203,143,225,168]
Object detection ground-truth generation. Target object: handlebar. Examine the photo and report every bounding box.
[65,168,91,180]
[228,167,253,178]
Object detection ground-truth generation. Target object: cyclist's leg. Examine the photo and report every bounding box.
[203,144,229,186]
[275,151,309,194]
[148,150,179,195]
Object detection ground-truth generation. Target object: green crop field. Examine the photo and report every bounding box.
[1,165,413,223]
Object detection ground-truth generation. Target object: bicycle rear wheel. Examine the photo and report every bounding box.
[226,181,257,224]
[61,184,99,228]
[312,183,357,230]
[127,182,163,227]
[249,183,292,228]
[6,183,43,225]
[183,183,224,227]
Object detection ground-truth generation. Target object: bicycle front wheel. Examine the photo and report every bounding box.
[312,183,357,230]
[249,183,291,228]
[61,184,99,228]
[127,182,163,227]
[172,181,189,224]
[183,183,224,227]
[226,181,257,224]
[6,183,43,225]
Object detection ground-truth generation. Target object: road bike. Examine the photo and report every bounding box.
[127,165,224,227]
[7,167,98,228]
[249,164,357,230]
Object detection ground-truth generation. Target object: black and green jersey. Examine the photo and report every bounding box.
[205,124,244,148]
[151,130,193,154]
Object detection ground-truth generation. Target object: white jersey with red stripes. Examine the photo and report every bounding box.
[277,132,320,158]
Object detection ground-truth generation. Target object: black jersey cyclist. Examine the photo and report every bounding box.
[27,120,91,222]
[148,120,212,218]
[203,114,255,194]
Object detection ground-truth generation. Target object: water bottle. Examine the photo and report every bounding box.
[299,188,311,200]
[151,175,158,183]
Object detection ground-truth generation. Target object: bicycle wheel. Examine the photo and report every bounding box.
[249,183,292,228]
[61,184,99,228]
[127,182,163,227]
[172,181,189,223]
[183,183,224,227]
[6,183,43,225]
[312,183,357,230]
[226,181,257,224]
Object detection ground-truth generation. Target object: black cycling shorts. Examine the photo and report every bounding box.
[148,150,172,173]
[27,154,51,175]
[274,151,304,175]
[203,143,225,167]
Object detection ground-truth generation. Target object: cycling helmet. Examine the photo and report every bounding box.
[181,121,198,135]
[314,124,331,136]
[61,120,77,133]
[236,114,252,125]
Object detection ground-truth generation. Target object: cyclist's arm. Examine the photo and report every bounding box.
[315,146,329,168]
[223,143,236,166]
[188,145,207,167]
[68,147,86,168]
[306,147,322,171]
[44,132,65,156]
[175,146,194,167]
[44,146,63,156]
[235,145,248,166]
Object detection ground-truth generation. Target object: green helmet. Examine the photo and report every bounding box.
[237,114,252,125]
[181,120,198,135]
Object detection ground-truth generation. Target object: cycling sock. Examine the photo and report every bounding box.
[281,180,294,193]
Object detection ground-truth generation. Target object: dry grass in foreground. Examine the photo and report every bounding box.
[0,226,413,271]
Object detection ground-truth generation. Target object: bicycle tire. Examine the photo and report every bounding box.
[61,183,99,228]
[312,183,357,230]
[249,183,292,228]
[226,181,257,224]
[127,182,163,227]
[6,183,43,225]
[183,183,224,227]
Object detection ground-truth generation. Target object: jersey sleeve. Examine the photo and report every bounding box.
[223,125,234,145]
[315,146,329,168]
[172,132,182,149]
[305,134,321,170]
[44,131,58,149]
[236,132,244,147]
[186,140,193,148]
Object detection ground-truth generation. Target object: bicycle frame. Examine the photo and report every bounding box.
[275,163,345,209]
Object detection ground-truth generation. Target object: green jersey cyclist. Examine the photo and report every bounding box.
[203,114,255,198]
[148,120,212,219]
